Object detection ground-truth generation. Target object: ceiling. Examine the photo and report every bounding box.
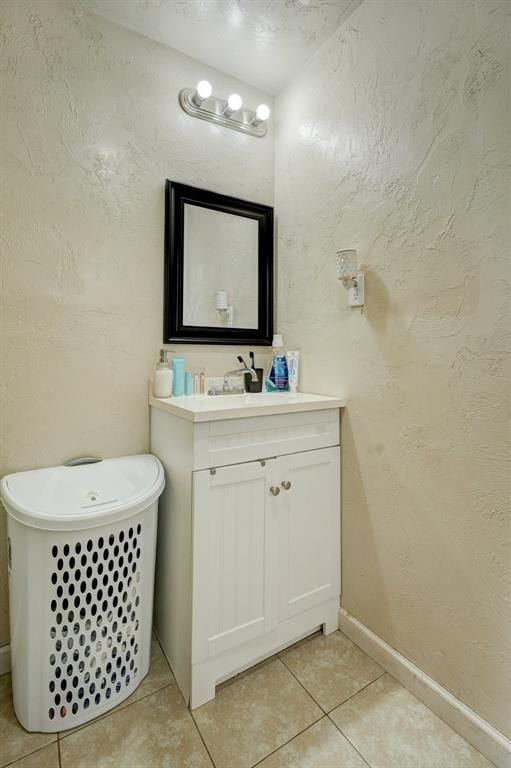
[83,0,361,95]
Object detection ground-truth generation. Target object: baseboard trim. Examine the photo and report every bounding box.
[339,608,511,768]
[0,644,10,676]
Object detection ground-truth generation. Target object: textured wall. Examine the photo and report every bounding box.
[275,0,510,737]
[0,0,273,645]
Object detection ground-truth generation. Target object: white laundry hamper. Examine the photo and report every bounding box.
[0,454,164,733]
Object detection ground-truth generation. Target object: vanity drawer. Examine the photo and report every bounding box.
[193,408,340,470]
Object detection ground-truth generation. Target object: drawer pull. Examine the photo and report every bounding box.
[269,486,280,496]
[281,480,292,490]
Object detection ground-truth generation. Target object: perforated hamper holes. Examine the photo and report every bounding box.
[47,521,144,723]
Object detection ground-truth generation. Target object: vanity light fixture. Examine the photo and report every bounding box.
[336,249,365,307]
[179,82,270,137]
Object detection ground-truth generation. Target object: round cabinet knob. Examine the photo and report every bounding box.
[269,486,280,496]
[281,481,292,490]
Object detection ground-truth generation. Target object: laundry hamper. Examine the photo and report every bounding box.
[1,454,164,733]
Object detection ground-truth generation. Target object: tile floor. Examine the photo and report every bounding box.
[0,631,493,768]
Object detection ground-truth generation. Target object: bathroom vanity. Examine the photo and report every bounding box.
[150,391,345,708]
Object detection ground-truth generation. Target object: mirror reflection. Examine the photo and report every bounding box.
[182,204,259,329]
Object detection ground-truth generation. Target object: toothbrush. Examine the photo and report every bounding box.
[249,351,255,370]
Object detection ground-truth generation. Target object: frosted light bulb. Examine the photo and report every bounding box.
[227,93,242,112]
[192,80,213,106]
[256,104,270,121]
[196,80,212,99]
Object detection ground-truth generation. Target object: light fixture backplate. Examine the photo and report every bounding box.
[179,88,267,138]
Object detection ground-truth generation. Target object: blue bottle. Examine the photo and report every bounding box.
[172,357,185,396]
[265,334,289,392]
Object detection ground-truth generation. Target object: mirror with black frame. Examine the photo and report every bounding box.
[164,181,274,345]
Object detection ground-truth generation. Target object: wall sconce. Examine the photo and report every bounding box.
[215,291,233,327]
[336,249,365,307]
[179,81,270,138]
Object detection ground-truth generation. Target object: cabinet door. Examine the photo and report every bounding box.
[192,460,277,663]
[275,447,340,621]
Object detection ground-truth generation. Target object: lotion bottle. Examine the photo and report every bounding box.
[153,349,173,398]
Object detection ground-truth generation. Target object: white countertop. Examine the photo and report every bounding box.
[149,390,346,423]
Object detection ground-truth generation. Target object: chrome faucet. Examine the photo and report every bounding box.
[207,356,259,396]
[222,366,258,392]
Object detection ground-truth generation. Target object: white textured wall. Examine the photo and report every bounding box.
[0,0,273,645]
[275,0,510,737]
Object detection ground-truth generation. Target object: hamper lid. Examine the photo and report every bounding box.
[0,454,164,531]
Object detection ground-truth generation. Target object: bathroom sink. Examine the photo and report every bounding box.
[149,389,346,423]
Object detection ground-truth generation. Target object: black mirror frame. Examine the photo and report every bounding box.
[164,180,274,345]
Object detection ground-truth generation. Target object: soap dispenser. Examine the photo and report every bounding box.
[153,349,173,398]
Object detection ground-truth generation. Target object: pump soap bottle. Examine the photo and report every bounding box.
[153,349,173,398]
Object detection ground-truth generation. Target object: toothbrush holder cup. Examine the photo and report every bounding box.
[244,368,264,393]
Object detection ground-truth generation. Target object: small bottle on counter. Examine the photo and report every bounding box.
[153,349,173,398]
[172,357,185,396]
[185,371,193,396]
[265,334,289,392]
[287,351,300,393]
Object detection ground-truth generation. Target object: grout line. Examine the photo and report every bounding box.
[278,643,386,716]
[188,652,325,768]
[1,741,59,768]
[327,715,373,768]
[190,710,217,768]
[277,653,327,713]
[327,673,392,768]
[250,714,325,767]
[275,645,386,768]
[325,671,387,714]
[57,681,175,741]
[57,733,62,768]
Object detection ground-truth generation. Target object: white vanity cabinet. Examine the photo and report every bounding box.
[150,395,343,709]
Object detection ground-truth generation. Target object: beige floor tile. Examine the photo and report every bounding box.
[59,638,174,737]
[60,684,212,768]
[193,657,323,768]
[330,673,493,768]
[280,631,383,712]
[257,716,368,768]
[8,743,59,768]
[0,675,56,768]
